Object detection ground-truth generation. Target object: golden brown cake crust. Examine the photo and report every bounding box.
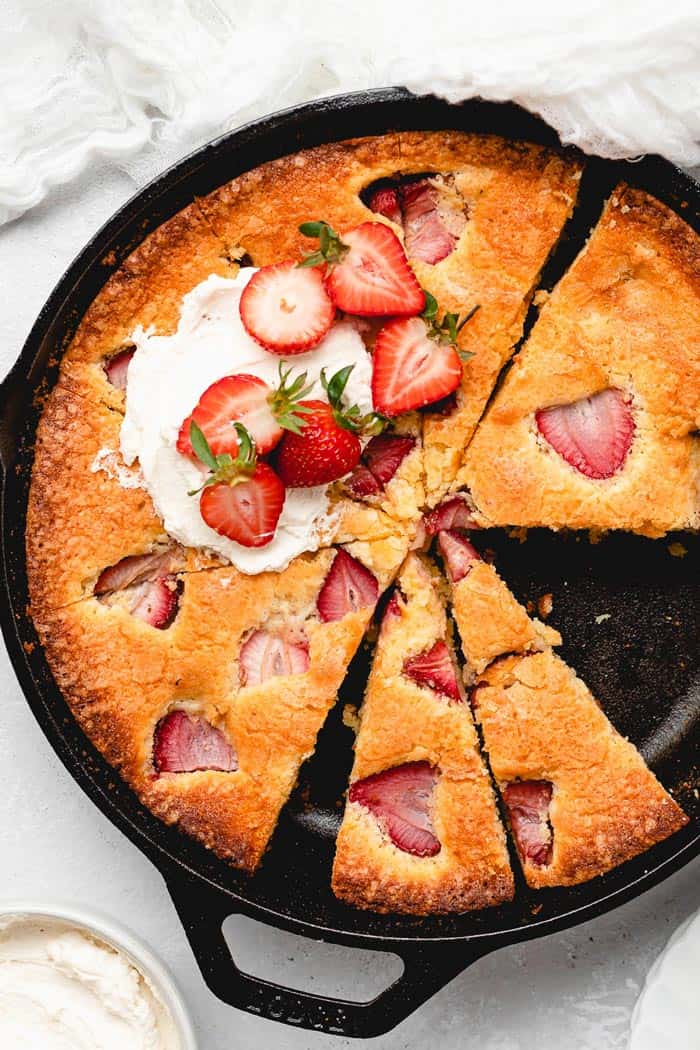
[461,185,700,536]
[332,554,514,913]
[477,651,688,887]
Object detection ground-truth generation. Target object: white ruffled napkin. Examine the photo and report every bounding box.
[2,0,700,226]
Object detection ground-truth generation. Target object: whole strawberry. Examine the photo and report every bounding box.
[275,366,382,488]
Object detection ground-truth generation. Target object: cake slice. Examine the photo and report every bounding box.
[332,553,514,913]
[461,185,700,536]
[439,530,688,887]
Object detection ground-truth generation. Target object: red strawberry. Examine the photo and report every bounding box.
[535,388,634,480]
[154,710,237,774]
[372,317,462,416]
[502,780,553,867]
[438,529,481,583]
[403,640,462,701]
[239,629,310,686]
[424,495,478,535]
[368,187,401,225]
[104,347,134,391]
[276,400,361,487]
[300,220,424,317]
[400,179,464,265]
[239,261,335,353]
[383,589,404,622]
[345,433,415,498]
[317,549,379,623]
[349,761,440,857]
[130,577,181,629]
[177,367,312,459]
[200,463,285,548]
[94,548,180,595]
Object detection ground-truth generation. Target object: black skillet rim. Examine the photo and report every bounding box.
[0,86,698,955]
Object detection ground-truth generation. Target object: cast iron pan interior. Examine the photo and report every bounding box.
[0,89,698,1037]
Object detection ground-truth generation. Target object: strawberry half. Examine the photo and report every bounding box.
[239,629,310,686]
[349,761,441,857]
[424,494,478,535]
[317,549,379,623]
[239,261,335,353]
[371,316,462,416]
[438,529,481,583]
[177,366,312,459]
[104,347,134,391]
[200,463,285,548]
[399,178,465,265]
[502,780,554,867]
[275,365,380,488]
[403,639,462,702]
[535,388,634,480]
[190,422,286,548]
[154,710,237,774]
[300,220,424,317]
[94,548,180,595]
[130,577,181,629]
[94,548,182,630]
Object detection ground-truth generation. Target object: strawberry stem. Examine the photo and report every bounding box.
[320,366,386,436]
[421,290,480,356]
[298,220,350,269]
[269,361,315,435]
[188,420,257,494]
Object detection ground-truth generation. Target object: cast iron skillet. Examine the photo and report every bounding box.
[1,88,698,1038]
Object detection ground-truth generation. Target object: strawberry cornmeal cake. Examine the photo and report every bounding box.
[26,131,693,913]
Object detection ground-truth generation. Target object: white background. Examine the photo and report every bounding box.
[1,157,698,1050]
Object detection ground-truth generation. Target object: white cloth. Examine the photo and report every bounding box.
[1,0,700,226]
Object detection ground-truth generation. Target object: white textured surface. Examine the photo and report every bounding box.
[3,1,700,224]
[1,159,698,1050]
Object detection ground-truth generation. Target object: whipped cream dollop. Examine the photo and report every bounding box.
[0,917,181,1050]
[120,270,373,573]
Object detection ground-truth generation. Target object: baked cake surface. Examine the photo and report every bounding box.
[461,186,700,536]
[332,554,514,913]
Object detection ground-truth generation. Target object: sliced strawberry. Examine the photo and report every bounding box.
[177,375,282,459]
[535,388,634,480]
[403,640,461,701]
[275,400,361,488]
[94,548,179,596]
[400,179,464,264]
[154,710,237,774]
[502,780,553,867]
[199,462,285,548]
[438,529,481,583]
[424,495,478,535]
[368,187,401,225]
[130,577,181,629]
[325,223,424,317]
[372,317,462,416]
[239,261,335,353]
[349,761,440,857]
[317,549,379,623]
[345,433,415,498]
[103,347,134,391]
[239,629,310,686]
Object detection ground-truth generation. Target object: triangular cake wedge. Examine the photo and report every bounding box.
[332,553,514,913]
[460,186,700,536]
[439,530,688,888]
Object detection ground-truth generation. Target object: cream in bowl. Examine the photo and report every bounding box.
[0,907,194,1050]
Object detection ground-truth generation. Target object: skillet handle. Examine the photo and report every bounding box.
[166,872,489,1038]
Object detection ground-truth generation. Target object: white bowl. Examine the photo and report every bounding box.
[0,901,197,1050]
[629,905,700,1048]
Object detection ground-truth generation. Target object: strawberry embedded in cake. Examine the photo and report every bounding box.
[332,553,513,914]
[154,710,238,773]
[239,628,310,686]
[349,762,441,857]
[535,388,634,480]
[501,780,554,868]
[103,346,134,391]
[316,548,379,623]
[345,433,416,499]
[424,494,478,535]
[367,174,467,264]
[461,185,700,535]
[94,548,183,629]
